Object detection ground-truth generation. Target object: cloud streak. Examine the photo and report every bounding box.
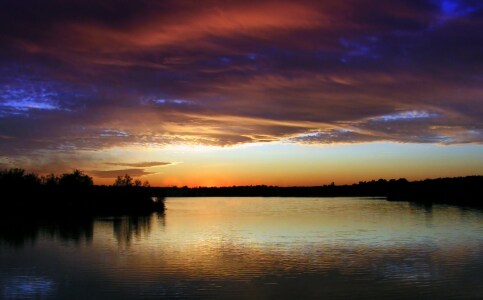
[105,161,173,168]
[90,169,155,179]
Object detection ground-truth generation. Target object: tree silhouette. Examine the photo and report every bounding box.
[0,168,40,187]
[113,174,134,187]
[0,168,164,215]
[42,173,59,186]
[59,169,93,188]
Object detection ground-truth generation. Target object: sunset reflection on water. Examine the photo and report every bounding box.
[1,198,482,299]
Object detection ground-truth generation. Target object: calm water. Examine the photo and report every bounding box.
[1,197,482,299]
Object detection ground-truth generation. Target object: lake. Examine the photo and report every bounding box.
[1,197,482,299]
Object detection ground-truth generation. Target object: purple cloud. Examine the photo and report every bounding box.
[0,0,481,160]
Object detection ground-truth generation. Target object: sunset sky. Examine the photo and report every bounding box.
[1,0,482,186]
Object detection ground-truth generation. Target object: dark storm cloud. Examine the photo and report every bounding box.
[0,0,482,158]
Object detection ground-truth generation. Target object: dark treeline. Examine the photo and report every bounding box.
[0,169,165,216]
[1,168,482,214]
[156,176,483,208]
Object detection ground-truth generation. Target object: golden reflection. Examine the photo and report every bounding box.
[87,198,483,283]
[1,198,482,299]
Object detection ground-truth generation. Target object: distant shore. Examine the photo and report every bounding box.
[1,168,481,214]
[154,175,483,209]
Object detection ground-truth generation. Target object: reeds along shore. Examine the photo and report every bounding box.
[0,169,165,216]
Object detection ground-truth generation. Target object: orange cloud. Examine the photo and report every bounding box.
[43,2,325,58]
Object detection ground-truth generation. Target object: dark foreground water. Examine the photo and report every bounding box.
[1,197,482,299]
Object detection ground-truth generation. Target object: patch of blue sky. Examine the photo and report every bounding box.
[0,85,63,116]
[370,110,437,122]
[0,75,91,116]
[283,129,357,143]
[294,132,321,139]
[152,98,196,106]
[99,129,130,137]
[428,0,481,28]
[433,0,478,16]
[2,99,59,111]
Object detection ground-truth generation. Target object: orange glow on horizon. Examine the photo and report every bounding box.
[87,142,483,187]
